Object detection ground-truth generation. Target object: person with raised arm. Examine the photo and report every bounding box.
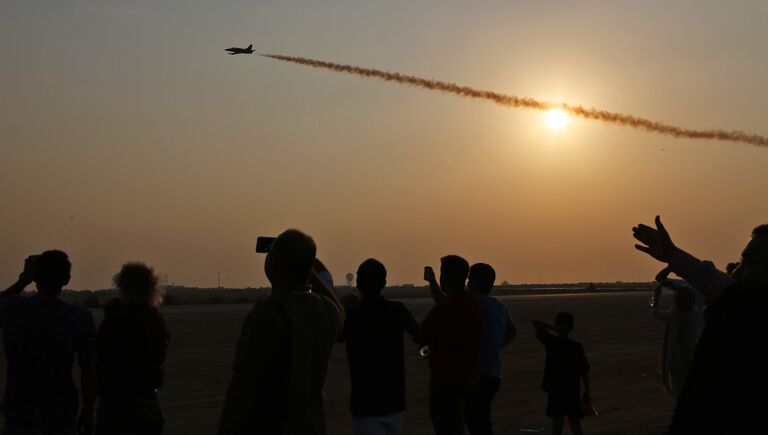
[218,229,344,435]
[633,217,768,434]
[0,251,96,435]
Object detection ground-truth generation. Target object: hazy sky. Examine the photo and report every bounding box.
[2,0,767,290]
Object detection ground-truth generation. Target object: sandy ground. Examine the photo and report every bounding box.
[1,291,677,434]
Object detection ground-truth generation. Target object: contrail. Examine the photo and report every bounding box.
[261,53,768,148]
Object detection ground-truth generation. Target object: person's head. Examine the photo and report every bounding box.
[33,250,71,296]
[439,255,469,294]
[674,285,696,312]
[468,263,496,294]
[735,224,768,282]
[113,262,163,307]
[554,312,575,336]
[356,258,387,297]
[264,229,317,291]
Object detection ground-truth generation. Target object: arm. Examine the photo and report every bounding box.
[501,316,517,348]
[78,363,96,435]
[0,256,36,301]
[531,320,555,344]
[633,216,734,300]
[309,259,346,327]
[424,266,444,304]
[582,372,591,403]
[401,304,422,343]
[668,249,734,300]
[77,314,97,435]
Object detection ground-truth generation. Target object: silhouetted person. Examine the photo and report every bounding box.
[421,255,484,435]
[649,269,702,396]
[465,263,516,435]
[633,217,768,434]
[532,313,590,435]
[424,263,516,435]
[218,229,345,435]
[0,251,96,435]
[338,259,420,435]
[96,263,169,435]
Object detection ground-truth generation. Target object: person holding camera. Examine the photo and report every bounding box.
[218,229,345,435]
[633,217,768,434]
[0,250,97,435]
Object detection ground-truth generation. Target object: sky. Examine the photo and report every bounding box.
[1,0,767,290]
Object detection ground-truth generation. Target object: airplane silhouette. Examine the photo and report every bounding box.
[225,44,254,55]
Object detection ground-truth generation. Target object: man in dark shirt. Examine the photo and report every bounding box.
[421,255,484,435]
[339,258,420,435]
[218,229,345,435]
[633,217,768,434]
[532,313,590,435]
[0,251,96,435]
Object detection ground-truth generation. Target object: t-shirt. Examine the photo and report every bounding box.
[218,289,343,435]
[339,296,419,417]
[535,329,589,395]
[669,280,767,435]
[421,291,484,381]
[472,293,513,378]
[97,299,170,399]
[0,294,95,414]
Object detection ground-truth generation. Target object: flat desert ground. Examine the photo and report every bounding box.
[2,291,678,434]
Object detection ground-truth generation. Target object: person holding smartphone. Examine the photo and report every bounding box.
[219,229,345,435]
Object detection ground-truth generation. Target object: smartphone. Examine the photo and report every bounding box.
[255,236,276,253]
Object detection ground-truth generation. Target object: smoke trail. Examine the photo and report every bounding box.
[261,53,768,148]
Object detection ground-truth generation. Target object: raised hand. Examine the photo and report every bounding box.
[423,266,436,284]
[633,215,676,263]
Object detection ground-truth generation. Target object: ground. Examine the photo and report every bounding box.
[0,291,676,434]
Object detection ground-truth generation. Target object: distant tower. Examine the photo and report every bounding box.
[345,272,354,287]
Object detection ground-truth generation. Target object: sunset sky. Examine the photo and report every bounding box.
[2,0,767,290]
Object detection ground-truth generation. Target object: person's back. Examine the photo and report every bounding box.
[219,229,344,435]
[0,251,96,435]
[98,300,168,398]
[96,262,169,435]
[344,298,414,413]
[422,291,483,381]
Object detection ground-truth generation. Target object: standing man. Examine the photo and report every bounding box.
[421,255,484,435]
[339,258,420,435]
[632,217,768,434]
[465,263,516,435]
[219,229,345,435]
[0,251,97,435]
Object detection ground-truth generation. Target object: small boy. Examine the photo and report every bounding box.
[532,313,591,435]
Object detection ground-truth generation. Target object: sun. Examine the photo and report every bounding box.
[545,108,569,130]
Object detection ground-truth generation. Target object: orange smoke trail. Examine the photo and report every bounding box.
[261,53,768,148]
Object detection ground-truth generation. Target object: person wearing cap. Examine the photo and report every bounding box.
[633,217,768,434]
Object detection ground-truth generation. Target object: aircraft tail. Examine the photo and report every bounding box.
[247,44,253,50]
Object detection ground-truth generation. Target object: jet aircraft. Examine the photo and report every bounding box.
[225,44,254,55]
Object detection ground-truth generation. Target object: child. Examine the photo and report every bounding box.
[532,313,591,435]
